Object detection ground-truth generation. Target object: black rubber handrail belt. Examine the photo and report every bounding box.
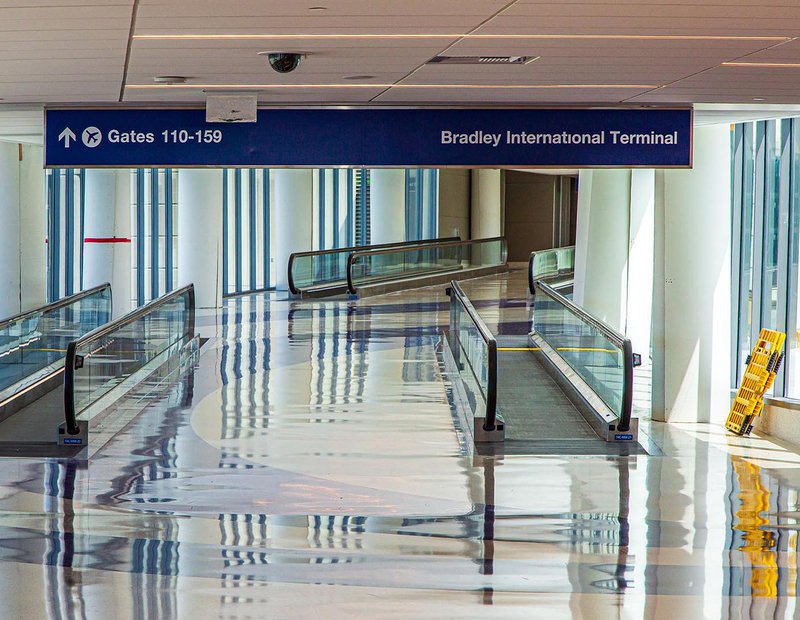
[449,280,498,432]
[287,236,460,295]
[347,236,507,295]
[533,280,633,432]
[0,283,111,331]
[528,246,575,295]
[63,284,195,435]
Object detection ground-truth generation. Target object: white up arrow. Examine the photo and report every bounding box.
[59,127,76,148]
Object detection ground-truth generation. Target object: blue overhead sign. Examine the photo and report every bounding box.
[45,107,692,168]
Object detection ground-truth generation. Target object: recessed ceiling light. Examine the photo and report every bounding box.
[753,97,766,101]
[154,75,187,84]
[343,75,375,80]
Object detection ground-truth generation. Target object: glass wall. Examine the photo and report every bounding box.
[46,168,83,301]
[131,168,177,307]
[732,119,800,398]
[47,167,439,303]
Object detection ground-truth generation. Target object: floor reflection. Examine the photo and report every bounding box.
[4,271,800,617]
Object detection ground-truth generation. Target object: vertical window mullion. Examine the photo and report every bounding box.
[786,119,800,397]
[346,169,354,247]
[48,170,61,301]
[249,169,257,291]
[751,121,767,351]
[318,169,326,250]
[234,169,243,293]
[150,168,160,299]
[136,169,146,306]
[64,169,74,296]
[332,170,340,249]
[263,169,270,289]
[775,122,792,396]
[222,170,229,295]
[428,170,438,239]
[79,169,85,290]
[731,124,745,388]
[165,168,174,292]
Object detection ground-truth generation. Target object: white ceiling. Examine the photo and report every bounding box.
[3,0,800,111]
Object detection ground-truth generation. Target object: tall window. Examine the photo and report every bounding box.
[732,119,800,398]
[46,169,83,301]
[131,168,177,307]
[222,169,273,295]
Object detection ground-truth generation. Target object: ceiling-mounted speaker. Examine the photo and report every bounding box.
[205,94,258,123]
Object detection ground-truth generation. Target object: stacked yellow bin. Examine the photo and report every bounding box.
[726,329,786,436]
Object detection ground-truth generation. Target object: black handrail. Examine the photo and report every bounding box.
[63,284,195,435]
[347,236,508,295]
[533,280,633,432]
[0,283,112,331]
[528,246,575,295]
[287,236,460,295]
[448,280,498,432]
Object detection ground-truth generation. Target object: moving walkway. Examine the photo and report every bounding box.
[447,272,641,453]
[289,236,508,298]
[0,284,196,455]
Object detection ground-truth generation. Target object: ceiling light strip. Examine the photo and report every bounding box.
[127,83,657,90]
[132,33,790,42]
[722,61,800,68]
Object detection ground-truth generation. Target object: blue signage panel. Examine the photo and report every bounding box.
[45,107,692,168]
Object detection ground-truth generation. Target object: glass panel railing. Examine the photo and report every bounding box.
[528,246,575,294]
[288,237,460,294]
[532,280,633,431]
[0,284,112,403]
[63,285,195,435]
[348,237,507,294]
[448,280,499,434]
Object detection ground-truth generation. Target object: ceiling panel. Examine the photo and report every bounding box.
[3,0,800,111]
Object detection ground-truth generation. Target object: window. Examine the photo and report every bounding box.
[732,119,800,398]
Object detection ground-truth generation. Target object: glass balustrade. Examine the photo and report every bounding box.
[349,237,506,294]
[533,281,629,423]
[0,284,112,403]
[64,285,194,432]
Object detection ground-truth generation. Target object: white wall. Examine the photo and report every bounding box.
[178,169,223,308]
[274,169,313,291]
[370,169,405,244]
[470,169,502,239]
[18,144,46,311]
[573,169,631,332]
[652,124,731,424]
[0,142,21,317]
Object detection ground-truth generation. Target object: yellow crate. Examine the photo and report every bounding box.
[726,329,785,436]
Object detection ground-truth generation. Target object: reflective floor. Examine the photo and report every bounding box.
[2,269,800,618]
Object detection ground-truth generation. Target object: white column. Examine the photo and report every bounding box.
[626,169,655,358]
[18,145,46,311]
[0,142,20,317]
[470,169,502,239]
[573,169,631,332]
[652,124,731,423]
[178,169,223,308]
[83,169,132,317]
[274,169,313,291]
[369,169,405,244]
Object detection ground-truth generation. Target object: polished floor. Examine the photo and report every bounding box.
[1,269,799,618]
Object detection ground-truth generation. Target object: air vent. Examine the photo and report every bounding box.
[427,55,538,65]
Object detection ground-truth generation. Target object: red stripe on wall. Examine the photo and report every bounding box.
[84,237,132,243]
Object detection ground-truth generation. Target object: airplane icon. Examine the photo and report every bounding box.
[81,126,103,148]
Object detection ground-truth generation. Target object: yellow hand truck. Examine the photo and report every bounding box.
[726,329,786,436]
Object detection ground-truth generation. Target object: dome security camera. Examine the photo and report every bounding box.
[262,52,304,74]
